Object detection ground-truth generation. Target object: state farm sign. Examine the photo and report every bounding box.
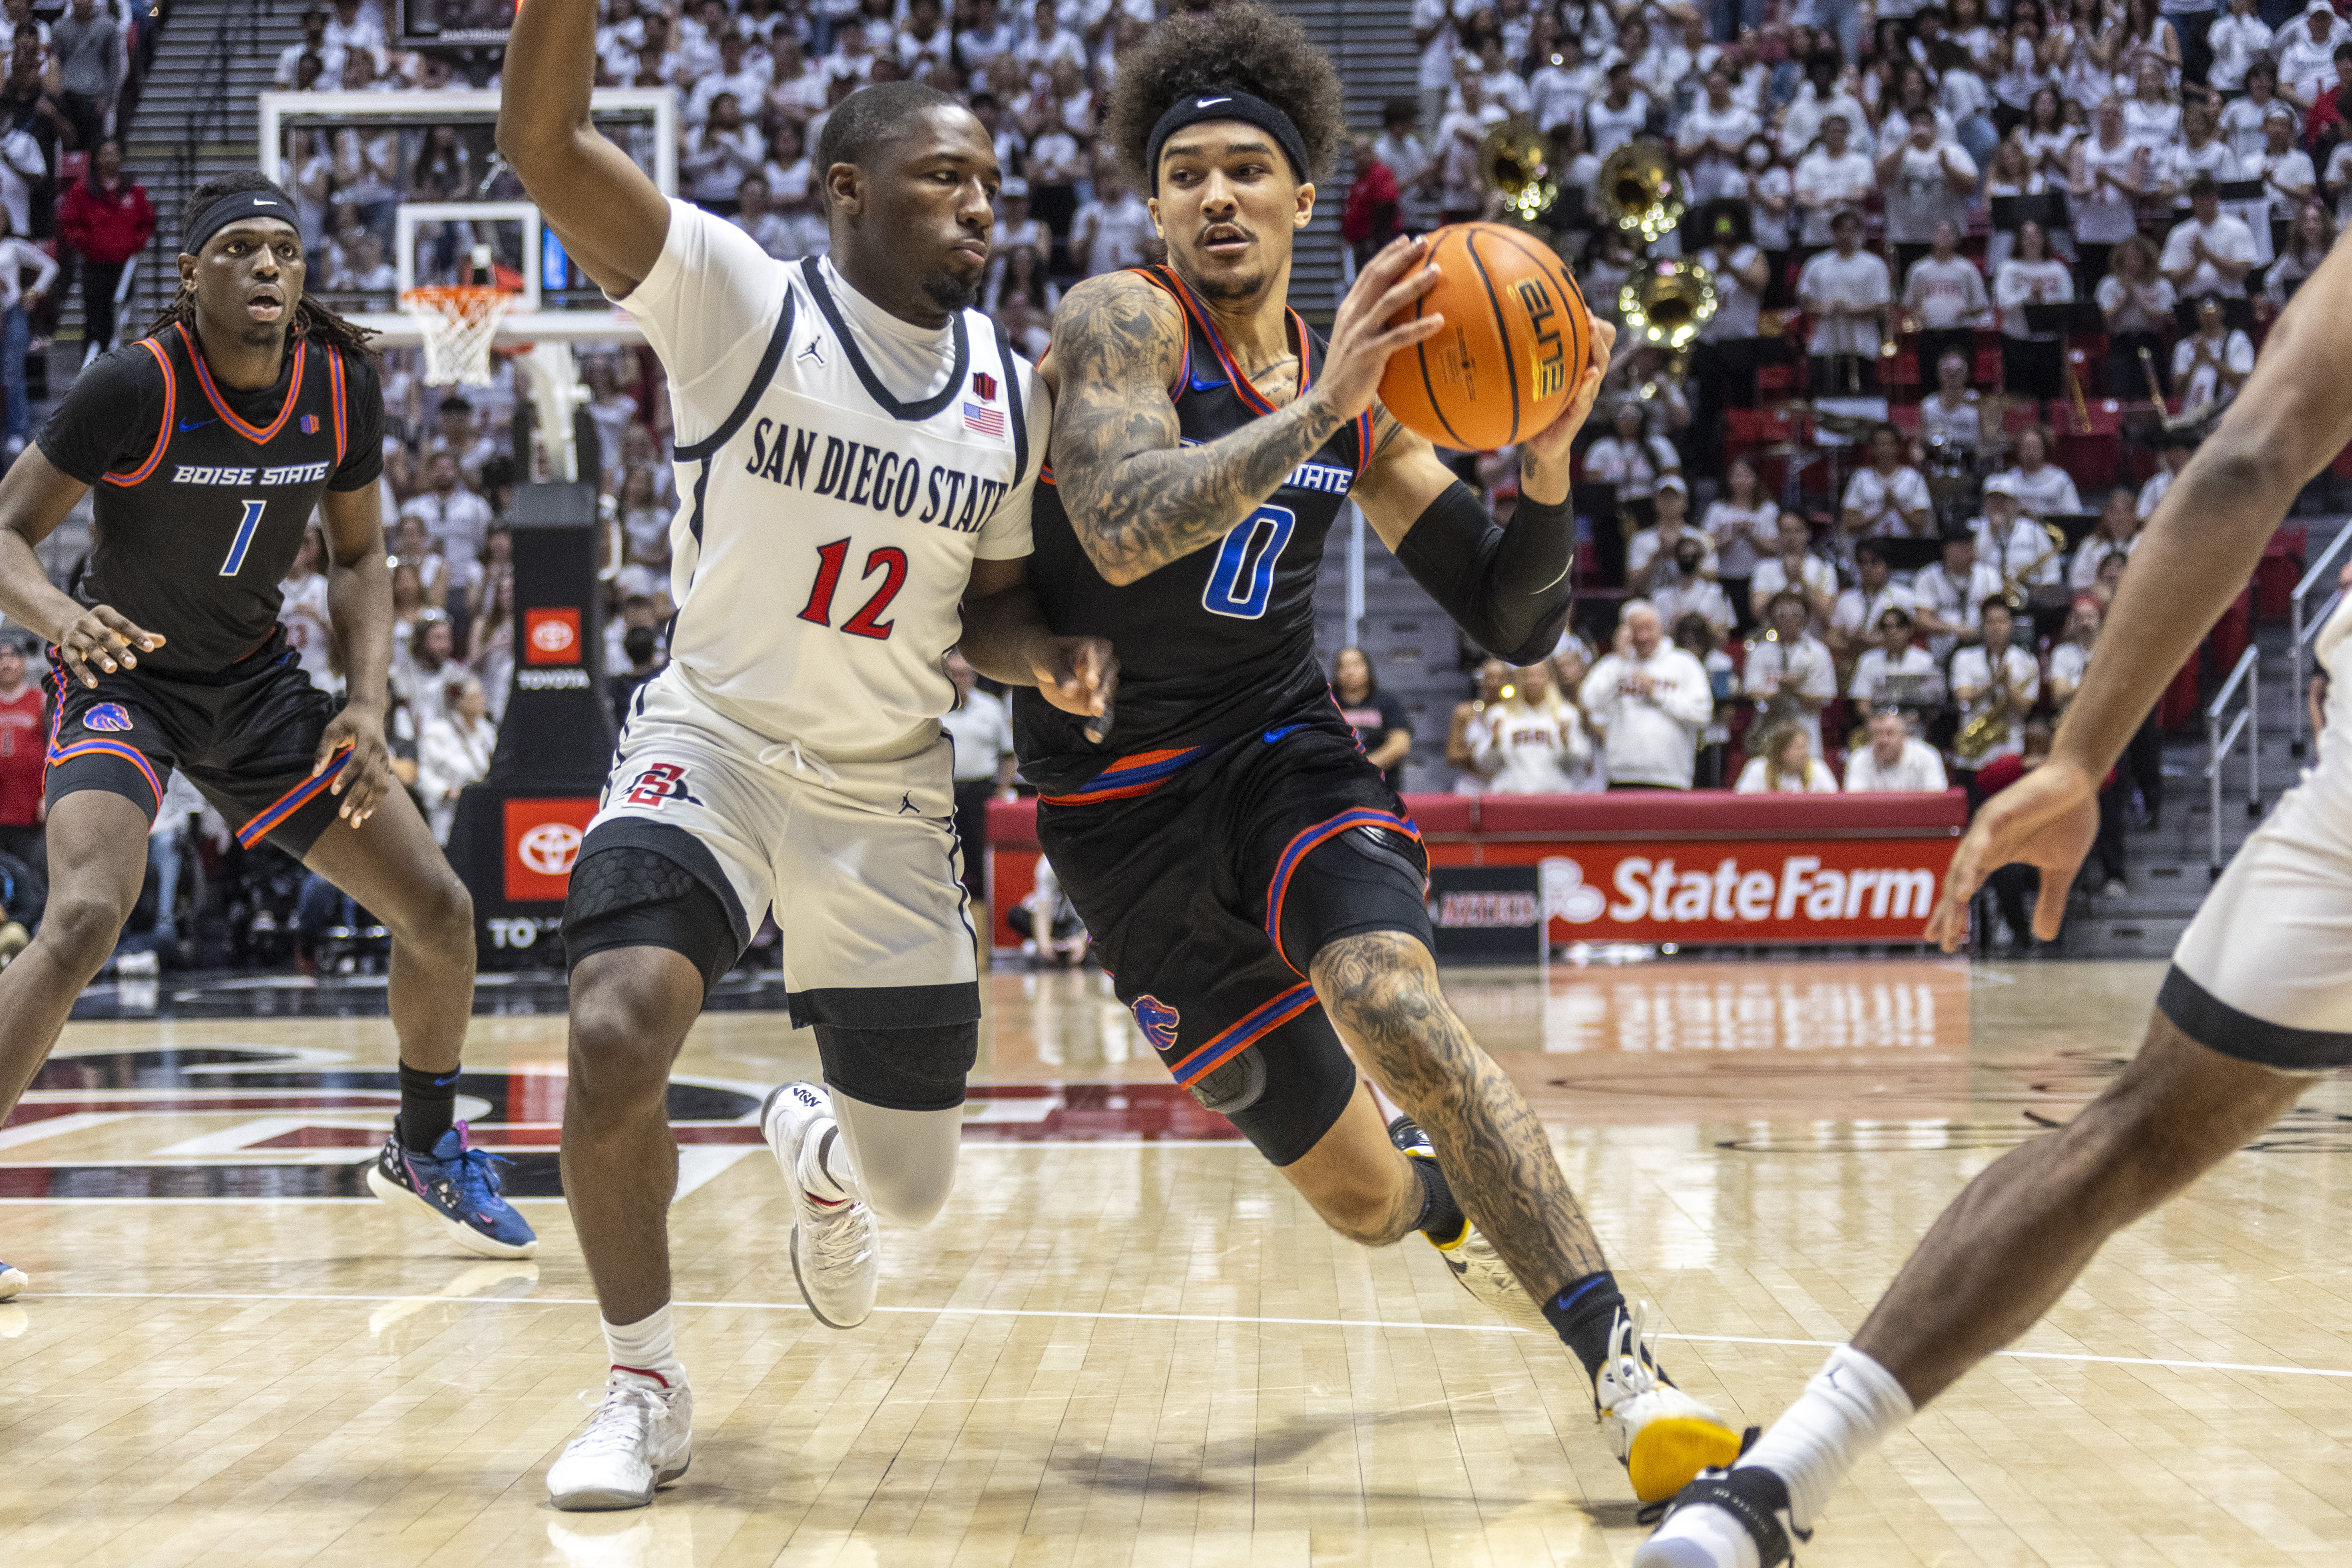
[1478,841,1946,944]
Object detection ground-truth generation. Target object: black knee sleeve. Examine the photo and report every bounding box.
[1271,820,1433,976]
[814,1021,978,1112]
[562,842,744,996]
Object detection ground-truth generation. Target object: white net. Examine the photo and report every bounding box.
[402,286,514,386]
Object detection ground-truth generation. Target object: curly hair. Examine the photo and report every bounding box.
[146,171,378,358]
[1101,3,1343,187]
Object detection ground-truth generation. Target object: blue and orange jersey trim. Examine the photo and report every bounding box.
[176,322,307,442]
[236,744,351,848]
[102,337,177,488]
[41,664,162,806]
[327,347,348,464]
[1152,264,1315,421]
[1164,982,1318,1088]
[1265,807,1423,974]
[1040,743,1210,805]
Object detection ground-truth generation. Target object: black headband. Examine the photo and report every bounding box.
[184,189,297,256]
[1145,88,1310,192]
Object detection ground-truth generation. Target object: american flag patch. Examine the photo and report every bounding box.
[301,415,319,434]
[962,402,1006,438]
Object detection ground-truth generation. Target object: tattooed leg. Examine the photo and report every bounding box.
[1310,928,1607,1298]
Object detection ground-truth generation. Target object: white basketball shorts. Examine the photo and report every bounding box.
[571,666,979,1031]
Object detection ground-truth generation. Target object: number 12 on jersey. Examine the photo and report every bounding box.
[218,499,266,577]
[799,537,908,640]
[1202,504,1296,620]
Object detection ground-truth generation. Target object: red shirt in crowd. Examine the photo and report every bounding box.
[0,683,44,827]
[58,177,156,267]
[1342,157,1402,248]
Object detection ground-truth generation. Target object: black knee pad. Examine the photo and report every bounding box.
[1222,1006,1362,1168]
[562,843,743,996]
[815,1021,978,1112]
[1271,820,1433,975]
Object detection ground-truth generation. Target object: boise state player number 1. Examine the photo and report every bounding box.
[218,498,266,576]
[1202,504,1296,620]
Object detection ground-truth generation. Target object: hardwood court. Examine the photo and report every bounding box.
[5,957,2352,1566]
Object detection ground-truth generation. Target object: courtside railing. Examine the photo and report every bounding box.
[2205,645,2261,879]
[2290,520,2352,759]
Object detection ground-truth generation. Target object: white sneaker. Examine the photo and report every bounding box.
[1597,1302,1745,1504]
[0,1259,25,1300]
[547,1368,693,1511]
[1430,1225,1552,1333]
[761,1082,878,1329]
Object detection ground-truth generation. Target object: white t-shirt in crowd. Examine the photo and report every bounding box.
[1749,552,1839,619]
[1798,248,1891,356]
[2071,532,2136,588]
[941,688,1014,781]
[1474,699,1601,793]
[1849,644,1945,706]
[1735,755,1840,793]
[1743,632,1837,704]
[1973,516,2061,585]
[2173,327,2255,408]
[1995,463,2082,517]
[1912,560,2006,658]
[1845,737,1950,791]
[1949,643,2041,762]
[1702,498,1779,577]
[1579,645,1715,788]
[1833,581,1918,645]
[1903,254,1990,330]
[2160,212,2257,296]
[1841,465,1934,536]
[1994,257,2075,338]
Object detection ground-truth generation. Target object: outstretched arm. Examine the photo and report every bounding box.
[496,0,672,298]
[1928,223,2352,949]
[1043,235,1442,586]
[958,554,1118,742]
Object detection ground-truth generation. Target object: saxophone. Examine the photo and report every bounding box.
[1954,654,2024,765]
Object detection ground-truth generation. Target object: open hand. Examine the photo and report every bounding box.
[1311,233,1448,425]
[1521,317,1618,477]
[56,604,161,688]
[1922,756,2100,950]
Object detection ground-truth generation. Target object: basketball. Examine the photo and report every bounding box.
[1378,222,1595,453]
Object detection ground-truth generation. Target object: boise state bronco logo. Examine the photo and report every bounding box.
[84,703,133,732]
[1132,995,1181,1052]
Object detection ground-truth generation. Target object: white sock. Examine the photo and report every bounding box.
[795,1116,860,1204]
[1735,1344,1914,1531]
[601,1303,686,1389]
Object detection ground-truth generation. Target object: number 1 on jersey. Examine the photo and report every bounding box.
[798,537,906,640]
[218,499,265,577]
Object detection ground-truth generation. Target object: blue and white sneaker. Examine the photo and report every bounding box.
[367,1120,539,1259]
[0,1259,24,1300]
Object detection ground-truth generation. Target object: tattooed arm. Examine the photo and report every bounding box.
[1042,235,1445,587]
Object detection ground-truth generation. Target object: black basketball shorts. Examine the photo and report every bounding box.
[1036,715,1433,1166]
[43,634,347,856]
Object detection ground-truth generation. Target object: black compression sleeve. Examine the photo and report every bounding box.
[1392,479,1575,666]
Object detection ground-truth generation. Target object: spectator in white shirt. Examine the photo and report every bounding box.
[1918,347,1990,459]
[1583,60,1651,161]
[2276,0,2351,107]
[1702,455,1778,626]
[1069,160,1153,278]
[400,451,495,588]
[2071,486,2141,589]
[1474,659,1601,793]
[1840,423,1936,540]
[730,175,798,259]
[1972,474,2061,593]
[1654,552,1736,644]
[2155,96,2240,211]
[1991,425,2083,519]
[1849,606,1946,720]
[1831,539,1919,659]
[1580,398,1680,504]
[1949,598,2041,766]
[277,7,345,88]
[1879,106,1979,258]
[1530,36,1602,136]
[1994,219,2074,400]
[1625,476,1713,594]
[682,94,765,208]
[1793,115,1876,246]
[1914,531,2005,659]
[1744,587,1838,731]
[1799,209,1893,389]
[1436,73,1510,221]
[2095,232,2178,396]
[686,32,773,127]
[417,673,496,845]
[2207,0,2274,94]
[1903,221,1992,377]
[1736,721,1842,794]
[1678,64,1761,204]
[2161,177,2257,296]
[1749,513,1839,630]
[2248,108,2318,229]
[2220,61,2288,160]
[1579,602,1715,790]
[2171,292,2255,414]
[1845,707,1952,791]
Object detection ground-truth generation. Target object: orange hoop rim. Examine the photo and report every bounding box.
[402,284,516,318]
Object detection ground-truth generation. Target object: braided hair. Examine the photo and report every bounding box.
[143,171,378,358]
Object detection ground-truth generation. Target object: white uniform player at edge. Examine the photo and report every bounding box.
[497,0,1116,1514]
[1639,229,2352,1564]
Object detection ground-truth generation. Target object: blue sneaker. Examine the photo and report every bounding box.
[0,1259,24,1299]
[366,1120,539,1259]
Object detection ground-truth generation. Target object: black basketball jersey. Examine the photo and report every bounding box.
[38,322,383,678]
[1013,265,1373,800]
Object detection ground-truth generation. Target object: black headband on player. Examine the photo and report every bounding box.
[1145,88,1311,191]
[183,189,299,256]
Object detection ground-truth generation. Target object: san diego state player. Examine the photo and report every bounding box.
[0,175,535,1305]
[1018,5,1742,1504]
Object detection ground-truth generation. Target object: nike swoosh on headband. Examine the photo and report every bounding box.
[1196,96,1229,106]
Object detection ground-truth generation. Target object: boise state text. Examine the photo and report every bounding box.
[742,418,1014,532]
[173,461,334,486]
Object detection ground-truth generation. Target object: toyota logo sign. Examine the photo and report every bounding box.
[523,607,582,665]
[517,821,582,876]
[530,618,575,654]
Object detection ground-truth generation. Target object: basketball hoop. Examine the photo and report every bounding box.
[402,285,513,386]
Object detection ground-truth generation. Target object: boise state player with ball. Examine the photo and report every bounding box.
[0,174,537,1309]
[1020,3,1741,1506]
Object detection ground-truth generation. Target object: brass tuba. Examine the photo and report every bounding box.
[1619,257,1719,356]
[1954,659,2026,765]
[1479,116,1556,227]
[1597,139,1684,243]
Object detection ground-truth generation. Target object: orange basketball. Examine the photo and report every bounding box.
[1378,222,1594,452]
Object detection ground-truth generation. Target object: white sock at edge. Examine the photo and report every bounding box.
[1735,1343,1914,1531]
[601,1301,686,1388]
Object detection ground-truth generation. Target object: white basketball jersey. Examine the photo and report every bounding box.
[619,205,1042,756]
